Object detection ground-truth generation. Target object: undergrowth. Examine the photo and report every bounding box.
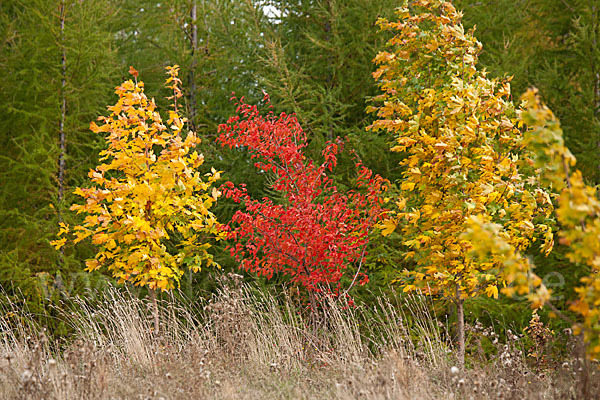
[0,275,596,399]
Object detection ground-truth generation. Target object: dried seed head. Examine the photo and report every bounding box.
[20,369,33,382]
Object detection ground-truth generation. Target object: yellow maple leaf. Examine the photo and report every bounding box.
[400,181,416,191]
[50,238,67,250]
[485,285,499,299]
[380,219,397,236]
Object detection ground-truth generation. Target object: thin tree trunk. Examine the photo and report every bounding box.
[57,0,67,267]
[188,0,198,132]
[324,0,334,142]
[545,302,590,398]
[592,5,600,179]
[58,0,67,207]
[455,284,465,366]
[150,288,160,335]
[577,334,591,400]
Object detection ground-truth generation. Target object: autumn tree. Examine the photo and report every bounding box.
[217,94,387,313]
[462,90,600,397]
[368,0,554,365]
[518,89,600,359]
[53,66,223,333]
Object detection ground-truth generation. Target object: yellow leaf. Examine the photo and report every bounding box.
[401,181,416,191]
[92,233,109,245]
[485,285,499,299]
[50,238,67,250]
[58,222,70,236]
[403,285,415,293]
[380,219,397,236]
[85,259,100,271]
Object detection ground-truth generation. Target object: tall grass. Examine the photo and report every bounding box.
[0,277,594,399]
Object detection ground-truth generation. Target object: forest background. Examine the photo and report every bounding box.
[1,0,599,344]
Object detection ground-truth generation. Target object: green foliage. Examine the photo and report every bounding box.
[0,0,119,304]
[456,0,600,183]
[216,1,400,170]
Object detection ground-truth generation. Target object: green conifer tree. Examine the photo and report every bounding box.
[456,0,600,183]
[0,0,119,308]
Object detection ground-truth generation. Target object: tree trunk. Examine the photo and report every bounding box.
[593,4,599,180]
[56,0,67,267]
[187,269,193,299]
[324,0,334,142]
[455,285,465,366]
[150,288,160,335]
[578,334,591,400]
[188,0,198,133]
[58,0,67,207]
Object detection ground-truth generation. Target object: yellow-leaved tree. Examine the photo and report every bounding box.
[519,89,600,359]
[462,90,600,397]
[368,0,554,364]
[52,66,223,333]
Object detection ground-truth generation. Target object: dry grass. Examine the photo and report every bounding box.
[0,276,596,399]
